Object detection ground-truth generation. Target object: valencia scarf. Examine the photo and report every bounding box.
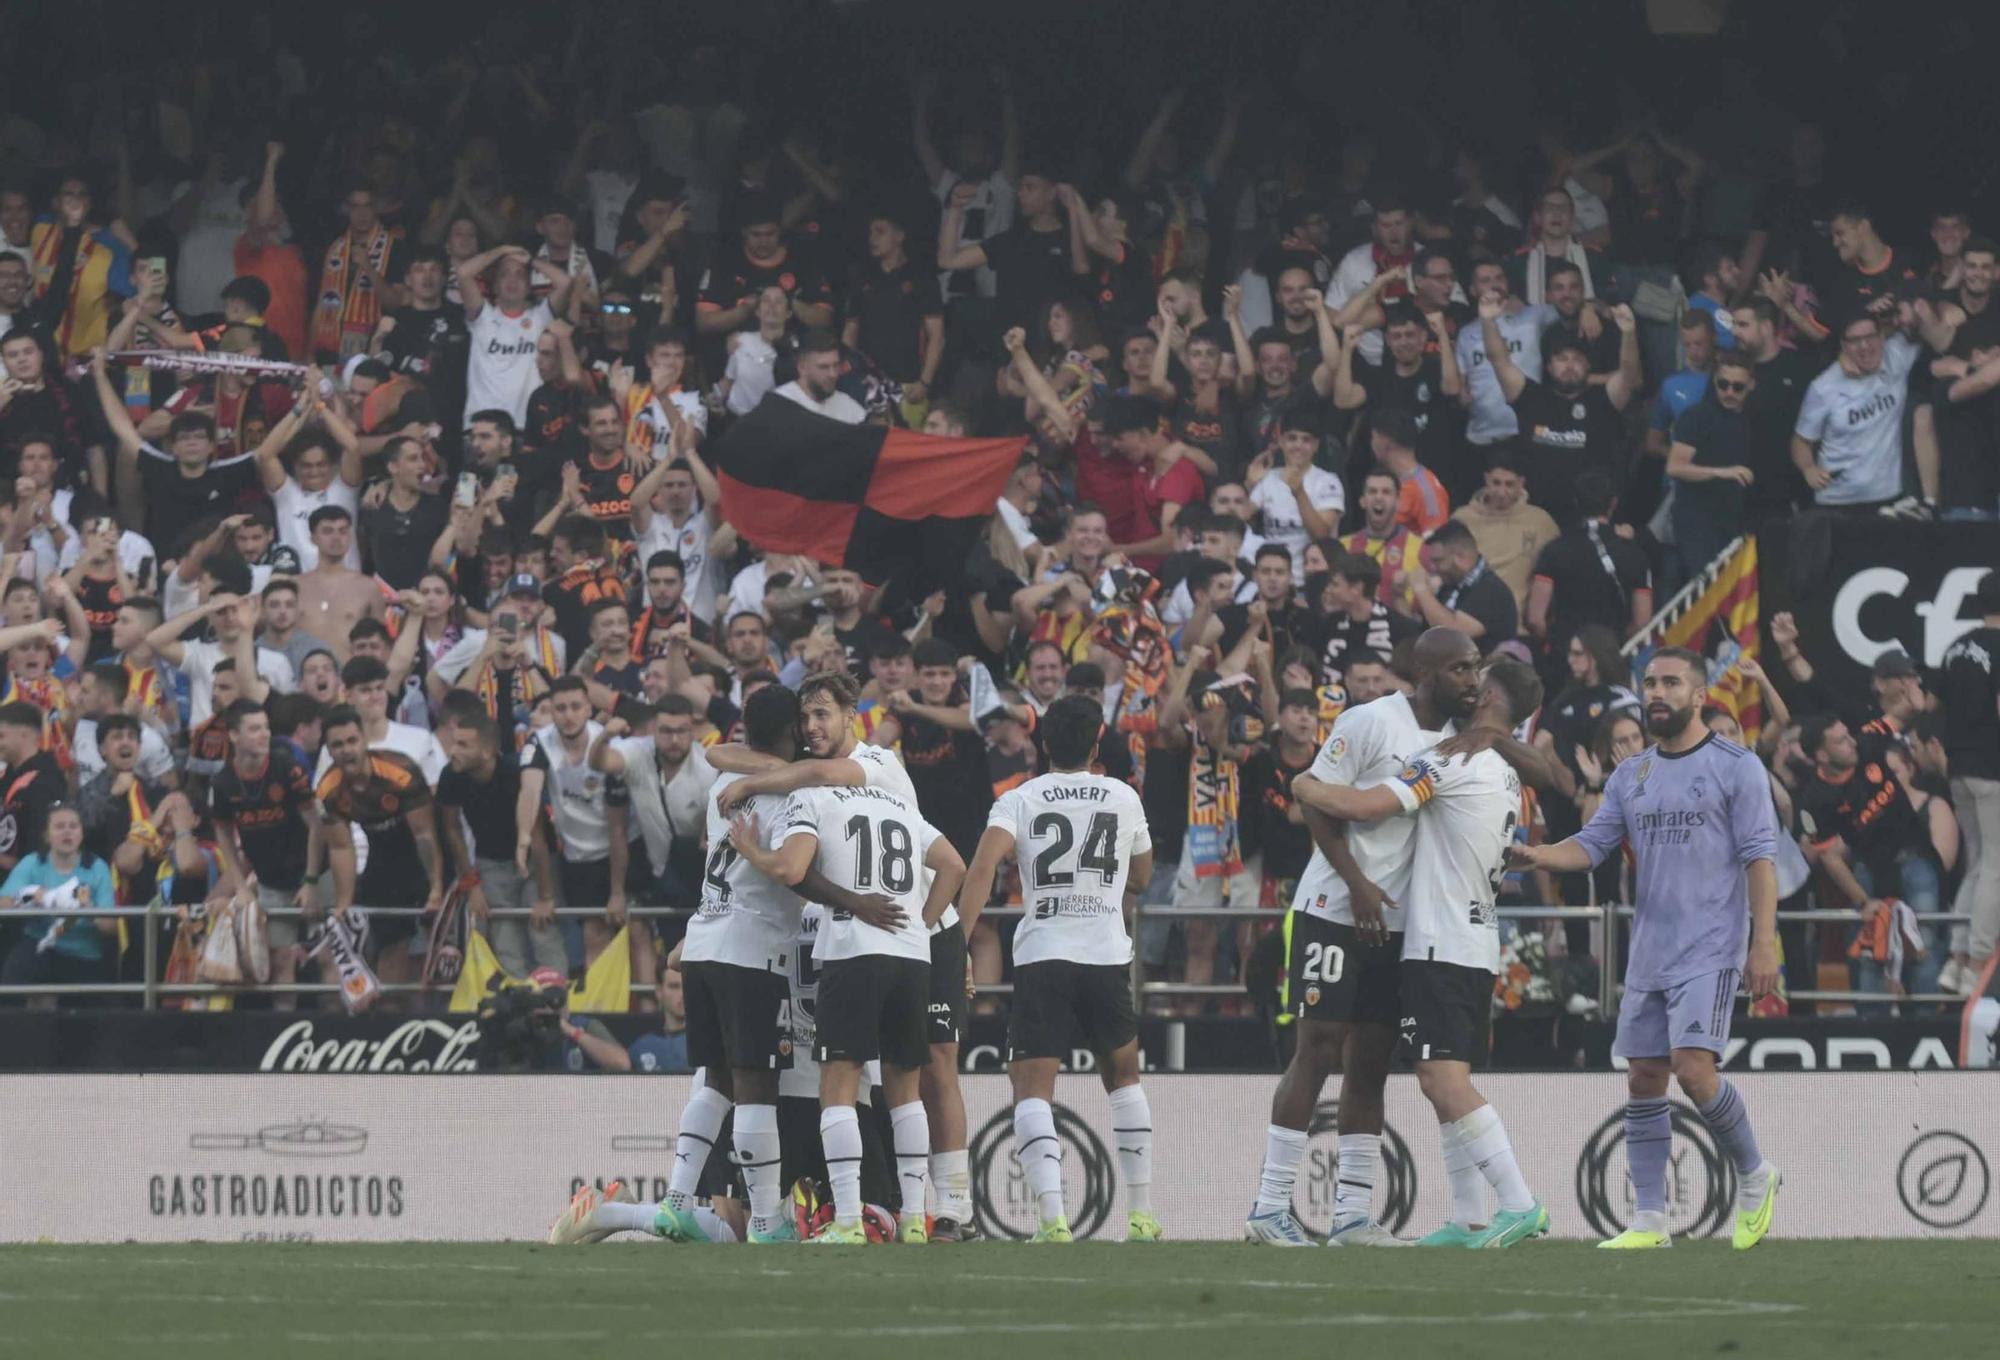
[311,226,396,359]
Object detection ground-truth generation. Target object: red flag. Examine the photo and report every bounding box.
[713,399,1025,591]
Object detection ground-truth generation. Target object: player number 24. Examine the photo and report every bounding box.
[1030,812,1121,890]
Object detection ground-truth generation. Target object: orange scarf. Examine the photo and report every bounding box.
[311,226,396,359]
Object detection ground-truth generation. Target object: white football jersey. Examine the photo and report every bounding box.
[683,772,806,970]
[1289,692,1448,930]
[844,739,958,932]
[779,784,939,964]
[529,722,618,861]
[846,739,919,804]
[989,771,1151,967]
[1389,745,1521,973]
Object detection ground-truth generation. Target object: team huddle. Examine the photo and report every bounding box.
[546,628,1783,1249]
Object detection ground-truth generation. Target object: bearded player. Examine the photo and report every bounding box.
[1513,646,1782,1249]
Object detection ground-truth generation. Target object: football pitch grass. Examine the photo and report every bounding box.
[5,1239,1995,1359]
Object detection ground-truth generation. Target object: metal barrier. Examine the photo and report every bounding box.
[0,898,1973,1015]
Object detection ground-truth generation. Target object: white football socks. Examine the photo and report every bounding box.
[1256,1124,1307,1215]
[1107,1085,1153,1215]
[931,1148,972,1222]
[1333,1133,1380,1226]
[1451,1104,1534,1214]
[819,1105,865,1226]
[1013,1098,1066,1222]
[889,1101,932,1220]
[733,1102,783,1231]
[591,1201,661,1235]
[1440,1121,1488,1228]
[668,1085,732,1209]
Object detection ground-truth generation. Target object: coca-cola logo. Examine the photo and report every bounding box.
[259,1019,480,1073]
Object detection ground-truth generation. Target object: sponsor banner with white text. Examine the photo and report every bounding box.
[0,1073,1992,1241]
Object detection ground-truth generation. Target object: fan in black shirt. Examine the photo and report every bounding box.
[1408,520,1518,653]
[0,705,66,875]
[1527,474,1654,669]
[845,211,945,393]
[940,172,1080,335]
[1483,292,1641,527]
[209,706,316,895]
[871,644,994,860]
[695,198,835,341]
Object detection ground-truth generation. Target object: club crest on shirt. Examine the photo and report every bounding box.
[1688,776,1706,802]
[1571,402,1586,420]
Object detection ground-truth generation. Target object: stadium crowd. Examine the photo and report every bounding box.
[0,3,1996,1043]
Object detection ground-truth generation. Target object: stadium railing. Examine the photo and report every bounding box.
[0,899,1972,1012]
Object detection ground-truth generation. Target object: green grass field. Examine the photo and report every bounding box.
[5,1240,1995,1359]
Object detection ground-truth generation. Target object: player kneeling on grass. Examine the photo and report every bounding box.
[729,767,966,1245]
[960,695,1161,1244]
[1297,657,1548,1248]
[1512,647,1783,1251]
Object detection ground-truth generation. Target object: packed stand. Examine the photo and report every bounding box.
[0,8,1995,1027]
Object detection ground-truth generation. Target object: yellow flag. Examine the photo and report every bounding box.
[449,928,633,1014]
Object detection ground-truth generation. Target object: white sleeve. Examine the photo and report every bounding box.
[777,790,820,845]
[138,729,177,781]
[258,649,297,694]
[434,631,486,683]
[1309,468,1345,513]
[1308,706,1374,784]
[1793,376,1831,442]
[1885,333,1919,380]
[985,787,1022,834]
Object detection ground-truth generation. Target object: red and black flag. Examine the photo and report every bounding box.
[713,398,1025,599]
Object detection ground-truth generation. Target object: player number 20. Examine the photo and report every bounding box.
[1301,940,1345,984]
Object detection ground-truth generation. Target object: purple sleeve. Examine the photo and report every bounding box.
[1567,766,1630,869]
[1729,756,1779,866]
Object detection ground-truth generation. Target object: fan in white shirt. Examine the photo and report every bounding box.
[1249,421,1345,582]
[771,333,866,424]
[251,391,364,571]
[457,245,574,425]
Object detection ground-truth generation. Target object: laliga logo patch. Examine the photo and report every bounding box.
[1304,985,1322,1007]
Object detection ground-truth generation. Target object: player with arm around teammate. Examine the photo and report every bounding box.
[959,694,1160,1244]
[548,684,910,1246]
[730,757,967,1244]
[1297,657,1550,1248]
[1512,646,1782,1250]
[1244,627,1485,1246]
[711,671,980,1241]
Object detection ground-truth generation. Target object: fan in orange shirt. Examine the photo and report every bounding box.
[1369,407,1450,533]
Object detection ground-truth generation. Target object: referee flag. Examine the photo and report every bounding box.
[712,398,1026,594]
